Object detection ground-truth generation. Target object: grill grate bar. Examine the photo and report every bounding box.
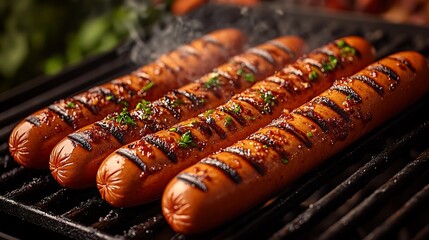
[318,148,429,240]
[61,196,106,222]
[364,163,429,239]
[124,214,166,239]
[268,117,429,240]
[4,174,56,201]
[33,188,70,211]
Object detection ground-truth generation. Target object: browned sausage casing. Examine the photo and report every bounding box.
[162,51,429,234]
[8,28,246,169]
[49,36,305,189]
[96,36,375,207]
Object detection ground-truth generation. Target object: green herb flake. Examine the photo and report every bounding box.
[203,73,220,89]
[185,120,197,127]
[236,68,245,75]
[237,68,255,83]
[232,103,241,114]
[198,98,206,105]
[115,108,137,126]
[263,144,269,149]
[105,95,114,101]
[321,55,338,72]
[225,116,233,127]
[336,40,346,48]
[329,55,338,68]
[307,131,313,137]
[260,91,276,107]
[135,99,152,118]
[171,98,186,108]
[142,81,154,92]
[281,158,289,164]
[66,101,76,109]
[308,69,318,81]
[204,109,215,117]
[346,94,352,100]
[178,131,195,148]
[336,39,356,56]
[244,73,255,83]
[169,127,177,132]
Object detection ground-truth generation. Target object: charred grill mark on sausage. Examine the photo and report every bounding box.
[247,133,291,161]
[25,116,40,126]
[269,121,312,148]
[48,105,75,126]
[200,157,241,184]
[313,96,350,121]
[94,122,126,145]
[116,149,147,172]
[203,116,227,139]
[331,85,362,102]
[68,132,92,151]
[246,48,275,65]
[142,135,177,163]
[176,173,208,192]
[223,146,265,174]
[294,109,329,133]
[349,75,385,96]
[388,57,415,73]
[268,40,295,58]
[368,64,399,82]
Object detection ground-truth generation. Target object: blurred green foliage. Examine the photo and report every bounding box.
[0,0,170,93]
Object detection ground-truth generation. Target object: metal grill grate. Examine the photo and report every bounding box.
[1,3,429,239]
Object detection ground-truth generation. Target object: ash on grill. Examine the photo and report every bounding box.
[1,3,429,240]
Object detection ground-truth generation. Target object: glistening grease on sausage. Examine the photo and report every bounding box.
[49,36,306,189]
[8,28,246,169]
[96,36,375,207]
[162,51,429,234]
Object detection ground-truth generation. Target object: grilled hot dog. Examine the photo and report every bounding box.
[8,28,245,169]
[162,51,429,234]
[96,36,375,207]
[50,36,305,189]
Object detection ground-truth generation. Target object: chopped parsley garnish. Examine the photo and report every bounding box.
[178,131,195,148]
[336,39,356,56]
[281,158,289,164]
[261,91,276,107]
[307,131,313,137]
[346,94,352,100]
[225,116,233,127]
[142,81,154,92]
[322,55,338,72]
[135,99,152,118]
[204,109,215,117]
[105,95,114,101]
[263,144,269,149]
[308,69,318,81]
[170,98,186,108]
[66,101,76,109]
[115,108,137,126]
[232,103,241,114]
[198,98,206,105]
[185,120,197,127]
[336,39,347,48]
[169,127,177,132]
[237,68,255,83]
[203,73,221,89]
[329,55,338,68]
